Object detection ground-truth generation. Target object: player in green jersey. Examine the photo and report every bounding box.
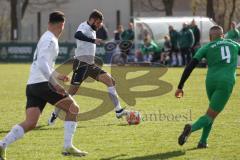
[175,25,240,148]
[225,21,240,42]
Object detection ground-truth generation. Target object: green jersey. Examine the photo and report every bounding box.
[194,38,240,83]
[225,29,240,42]
[141,41,161,55]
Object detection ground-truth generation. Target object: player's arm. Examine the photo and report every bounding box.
[37,41,55,80]
[38,57,69,82]
[175,58,199,97]
[74,31,102,45]
[74,31,95,43]
[175,44,207,98]
[238,44,240,55]
[37,41,69,94]
[38,56,53,80]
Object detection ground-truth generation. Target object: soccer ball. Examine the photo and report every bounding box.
[126,111,141,125]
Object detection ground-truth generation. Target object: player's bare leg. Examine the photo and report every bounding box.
[48,85,79,125]
[98,73,129,118]
[68,84,80,96]
[0,107,41,160]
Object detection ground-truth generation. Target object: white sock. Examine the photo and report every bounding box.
[108,86,122,111]
[0,125,24,148]
[64,121,77,148]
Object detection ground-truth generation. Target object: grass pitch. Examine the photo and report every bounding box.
[0,63,239,160]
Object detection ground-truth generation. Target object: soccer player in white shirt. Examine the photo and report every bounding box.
[0,11,87,159]
[48,10,128,125]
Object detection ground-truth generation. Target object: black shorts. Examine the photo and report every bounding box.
[26,82,67,112]
[71,59,106,85]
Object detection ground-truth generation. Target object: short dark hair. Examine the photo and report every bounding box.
[49,11,65,24]
[89,9,104,21]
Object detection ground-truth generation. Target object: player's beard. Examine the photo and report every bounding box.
[91,24,97,31]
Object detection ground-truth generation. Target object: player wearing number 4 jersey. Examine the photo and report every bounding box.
[175,25,240,148]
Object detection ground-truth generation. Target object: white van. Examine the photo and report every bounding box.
[134,16,217,47]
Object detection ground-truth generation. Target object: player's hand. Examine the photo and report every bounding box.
[94,38,103,45]
[57,74,70,82]
[175,89,184,98]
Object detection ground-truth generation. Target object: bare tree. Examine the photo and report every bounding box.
[9,0,68,40]
[0,1,10,41]
[22,0,29,19]
[206,0,215,20]
[214,0,226,28]
[133,0,175,16]
[162,0,174,16]
[215,0,238,31]
[191,0,206,16]
[192,0,240,31]
[228,0,237,29]
[10,0,18,40]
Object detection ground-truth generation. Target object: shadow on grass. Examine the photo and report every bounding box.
[100,154,128,160]
[32,125,66,131]
[186,147,207,151]
[0,125,63,134]
[75,123,129,128]
[100,150,185,160]
[0,130,10,134]
[117,123,130,127]
[23,121,136,133]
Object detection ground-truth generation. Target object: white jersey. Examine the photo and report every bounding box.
[75,21,96,64]
[27,31,59,84]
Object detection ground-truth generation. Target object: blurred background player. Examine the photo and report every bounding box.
[160,35,171,65]
[190,19,201,56]
[121,22,135,41]
[48,9,129,125]
[175,25,240,148]
[0,11,88,160]
[178,22,195,66]
[114,24,124,44]
[169,25,181,66]
[139,34,161,62]
[225,21,240,42]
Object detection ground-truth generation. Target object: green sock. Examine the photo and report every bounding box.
[199,122,213,144]
[191,115,213,132]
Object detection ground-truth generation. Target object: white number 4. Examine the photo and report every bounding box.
[221,46,231,63]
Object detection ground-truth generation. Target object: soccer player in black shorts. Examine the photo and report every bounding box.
[0,11,87,160]
[48,10,129,125]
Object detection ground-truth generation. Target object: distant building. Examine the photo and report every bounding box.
[0,0,205,42]
[21,0,131,42]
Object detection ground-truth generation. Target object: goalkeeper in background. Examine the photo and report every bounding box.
[175,25,240,148]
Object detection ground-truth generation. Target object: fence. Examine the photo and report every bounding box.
[0,42,107,63]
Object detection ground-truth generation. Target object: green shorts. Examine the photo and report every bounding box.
[206,80,234,112]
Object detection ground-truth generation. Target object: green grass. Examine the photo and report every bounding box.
[0,63,240,160]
